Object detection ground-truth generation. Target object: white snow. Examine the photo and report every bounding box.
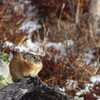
[9,0,41,35]
[72,96,84,100]
[90,75,100,83]
[76,90,85,96]
[3,41,14,47]
[76,83,93,96]
[15,45,29,52]
[3,39,66,56]
[66,80,78,90]
[19,20,41,34]
[93,62,98,67]
[24,0,31,4]
[47,42,67,56]
[59,87,66,92]
[66,40,74,46]
[76,75,100,98]
[83,49,95,65]
[97,96,100,100]
[14,3,24,12]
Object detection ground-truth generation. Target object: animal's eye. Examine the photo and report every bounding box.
[23,54,31,60]
[32,56,36,60]
[23,53,41,63]
[23,55,27,59]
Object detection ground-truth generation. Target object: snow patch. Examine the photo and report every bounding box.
[59,87,65,92]
[19,20,41,34]
[11,0,41,34]
[3,41,14,47]
[66,40,74,46]
[47,42,66,56]
[76,75,100,97]
[76,83,93,96]
[83,49,95,65]
[66,80,78,90]
[90,75,100,83]
[3,40,66,56]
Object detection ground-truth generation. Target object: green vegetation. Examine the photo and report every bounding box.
[0,76,7,88]
[0,53,10,63]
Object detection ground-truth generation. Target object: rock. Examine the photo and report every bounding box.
[0,76,69,100]
[0,59,10,78]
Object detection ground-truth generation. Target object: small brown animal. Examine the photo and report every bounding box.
[9,52,43,82]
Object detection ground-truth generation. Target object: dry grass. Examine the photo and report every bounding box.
[0,0,99,99]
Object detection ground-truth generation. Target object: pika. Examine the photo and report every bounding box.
[9,52,43,82]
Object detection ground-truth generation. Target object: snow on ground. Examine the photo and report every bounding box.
[90,75,100,83]
[66,80,78,90]
[59,87,66,92]
[3,39,67,56]
[83,48,95,65]
[59,75,100,100]
[47,42,67,56]
[76,83,93,96]
[2,0,67,57]
[18,20,41,34]
[66,40,74,47]
[5,0,42,35]
[76,75,100,99]
[3,41,14,47]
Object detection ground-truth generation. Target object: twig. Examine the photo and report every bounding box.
[89,23,99,47]
[75,0,80,24]
[93,56,100,75]
[43,23,49,55]
[65,82,81,92]
[16,19,24,25]
[18,35,27,46]
[58,3,65,31]
[44,77,56,83]
[43,23,46,36]
[0,4,8,26]
[75,61,93,76]
[93,63,100,75]
[0,5,8,15]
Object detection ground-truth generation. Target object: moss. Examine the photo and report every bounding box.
[0,52,10,63]
[0,76,7,88]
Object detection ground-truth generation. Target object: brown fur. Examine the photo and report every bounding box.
[9,52,43,82]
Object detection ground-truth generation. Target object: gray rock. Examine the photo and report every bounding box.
[0,76,69,100]
[0,59,10,78]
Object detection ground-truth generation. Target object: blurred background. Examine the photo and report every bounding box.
[0,0,100,100]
